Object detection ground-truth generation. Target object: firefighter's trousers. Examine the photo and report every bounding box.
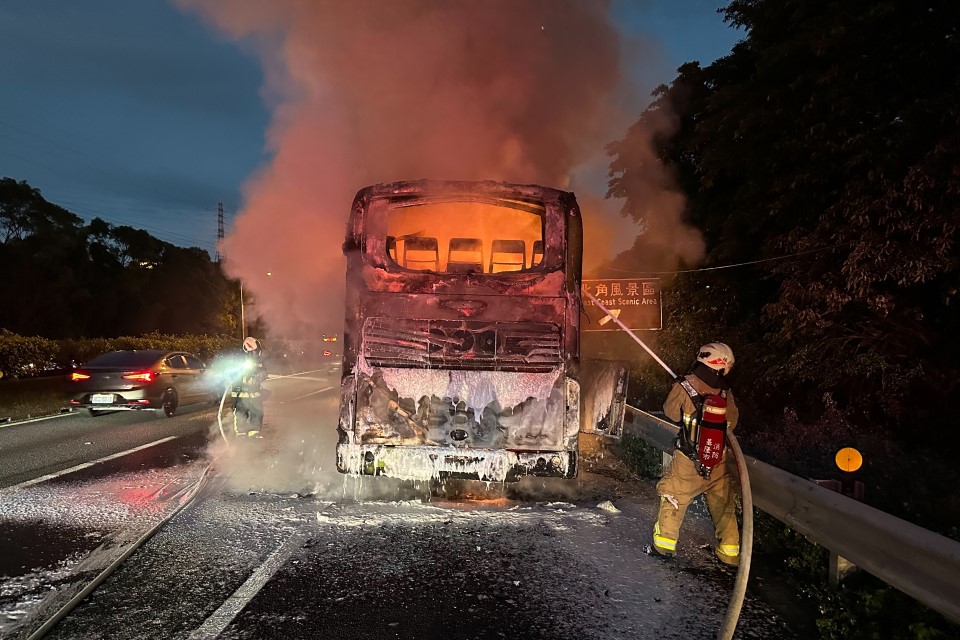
[654,450,740,560]
[231,392,264,436]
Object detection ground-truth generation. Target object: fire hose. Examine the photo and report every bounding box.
[585,290,752,640]
[213,357,261,446]
[216,386,231,445]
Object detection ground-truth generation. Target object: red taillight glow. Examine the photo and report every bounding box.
[122,371,154,383]
[70,372,90,381]
[323,350,332,356]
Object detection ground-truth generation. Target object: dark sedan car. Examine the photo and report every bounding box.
[68,350,216,417]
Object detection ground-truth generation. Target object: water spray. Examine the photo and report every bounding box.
[211,356,258,447]
[584,289,752,640]
[586,292,677,377]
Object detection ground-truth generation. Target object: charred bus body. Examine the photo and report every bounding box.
[338,180,584,482]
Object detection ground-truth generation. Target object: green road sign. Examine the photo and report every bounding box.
[581,278,662,331]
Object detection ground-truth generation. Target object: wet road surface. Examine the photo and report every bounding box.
[1,366,814,639]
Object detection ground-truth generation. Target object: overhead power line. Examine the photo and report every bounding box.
[47,198,216,249]
[599,244,845,276]
[47,189,221,224]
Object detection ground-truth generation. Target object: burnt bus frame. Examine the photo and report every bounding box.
[338,179,583,481]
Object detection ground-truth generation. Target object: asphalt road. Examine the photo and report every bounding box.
[0,399,221,489]
[1,366,817,640]
[0,366,340,489]
[44,454,808,640]
[0,367,343,639]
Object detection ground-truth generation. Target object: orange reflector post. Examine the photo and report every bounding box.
[835,447,863,472]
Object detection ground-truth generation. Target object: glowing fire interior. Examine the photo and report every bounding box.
[386,200,544,274]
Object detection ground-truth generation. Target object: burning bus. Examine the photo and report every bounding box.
[337,179,592,482]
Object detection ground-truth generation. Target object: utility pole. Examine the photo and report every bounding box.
[215,202,225,263]
[215,202,243,338]
[240,282,246,340]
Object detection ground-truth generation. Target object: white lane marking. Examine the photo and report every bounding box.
[4,435,179,490]
[265,368,328,381]
[291,386,334,402]
[190,532,309,639]
[273,376,329,383]
[0,411,79,430]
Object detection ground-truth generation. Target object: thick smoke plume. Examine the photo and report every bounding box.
[176,0,700,336]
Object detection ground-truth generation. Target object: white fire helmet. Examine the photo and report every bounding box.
[698,342,734,375]
[243,336,260,352]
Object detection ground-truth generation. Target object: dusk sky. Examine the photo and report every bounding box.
[0,1,742,257]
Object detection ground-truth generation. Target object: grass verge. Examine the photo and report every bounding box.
[0,376,74,422]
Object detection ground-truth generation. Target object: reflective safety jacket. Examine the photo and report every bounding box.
[232,353,266,398]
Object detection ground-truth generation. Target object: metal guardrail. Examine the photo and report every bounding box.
[624,406,960,624]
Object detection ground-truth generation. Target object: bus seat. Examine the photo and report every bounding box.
[386,236,398,262]
[532,240,544,267]
[403,236,439,271]
[490,239,526,273]
[447,237,484,274]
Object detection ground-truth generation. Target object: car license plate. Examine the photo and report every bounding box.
[91,394,114,404]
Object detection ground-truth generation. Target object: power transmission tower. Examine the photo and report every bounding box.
[215,202,224,262]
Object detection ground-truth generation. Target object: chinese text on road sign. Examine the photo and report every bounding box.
[581,279,662,331]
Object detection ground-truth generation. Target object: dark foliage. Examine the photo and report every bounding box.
[752,512,959,639]
[607,0,960,511]
[0,177,241,339]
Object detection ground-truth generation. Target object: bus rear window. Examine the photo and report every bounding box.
[385,200,544,274]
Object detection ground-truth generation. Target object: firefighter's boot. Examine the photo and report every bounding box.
[715,545,740,566]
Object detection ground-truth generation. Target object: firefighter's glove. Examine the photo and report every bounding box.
[663,494,680,510]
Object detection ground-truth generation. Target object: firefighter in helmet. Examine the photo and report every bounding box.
[232,336,267,438]
[653,342,741,566]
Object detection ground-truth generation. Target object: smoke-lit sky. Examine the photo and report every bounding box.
[0,0,739,254]
[2,1,741,335]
